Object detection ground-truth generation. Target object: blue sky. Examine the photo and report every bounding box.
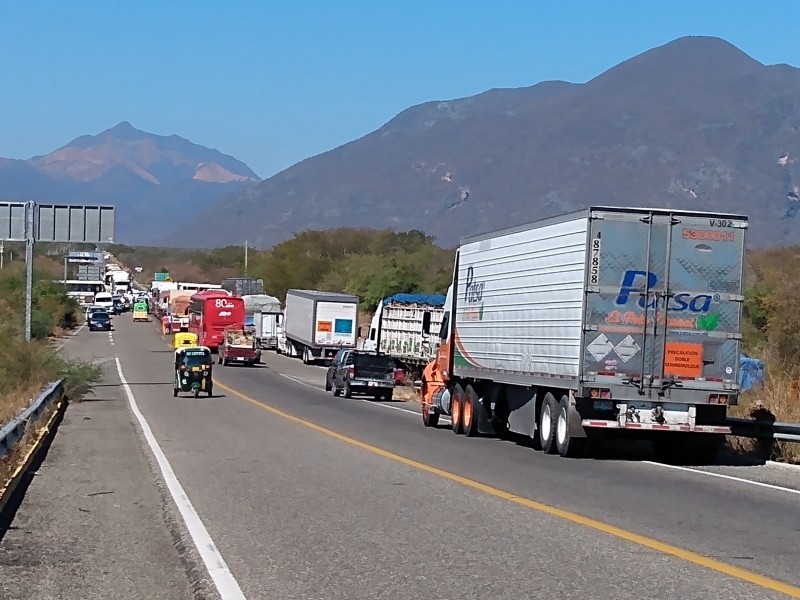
[1,1,798,179]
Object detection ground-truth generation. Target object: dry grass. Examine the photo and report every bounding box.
[393,385,420,403]
[0,382,51,430]
[729,365,800,464]
[0,403,58,490]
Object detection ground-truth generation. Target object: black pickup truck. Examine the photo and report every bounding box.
[325,350,396,401]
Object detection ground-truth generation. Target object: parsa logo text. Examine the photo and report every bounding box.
[615,270,718,313]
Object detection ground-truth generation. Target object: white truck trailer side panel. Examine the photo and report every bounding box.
[284,293,316,346]
[315,302,357,346]
[454,216,588,384]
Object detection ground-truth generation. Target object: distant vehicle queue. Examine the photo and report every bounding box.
[104,204,761,465]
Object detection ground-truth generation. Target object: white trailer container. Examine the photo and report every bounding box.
[421,206,747,463]
[363,294,446,369]
[243,294,283,350]
[282,289,359,364]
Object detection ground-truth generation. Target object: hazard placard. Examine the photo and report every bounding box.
[664,342,704,378]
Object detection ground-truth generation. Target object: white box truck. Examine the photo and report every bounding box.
[281,290,359,365]
[362,293,446,371]
[243,294,283,350]
[420,206,747,463]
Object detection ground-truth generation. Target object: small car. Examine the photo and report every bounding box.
[325,349,396,401]
[85,305,108,321]
[88,311,112,331]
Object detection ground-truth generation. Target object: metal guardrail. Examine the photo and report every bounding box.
[0,381,64,459]
[727,417,800,443]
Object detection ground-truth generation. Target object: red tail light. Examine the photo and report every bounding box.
[348,366,355,379]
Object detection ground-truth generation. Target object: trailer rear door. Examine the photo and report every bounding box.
[583,210,746,396]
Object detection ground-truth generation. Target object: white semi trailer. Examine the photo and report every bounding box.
[281,289,359,365]
[420,206,747,463]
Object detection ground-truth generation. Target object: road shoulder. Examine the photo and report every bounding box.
[0,334,202,600]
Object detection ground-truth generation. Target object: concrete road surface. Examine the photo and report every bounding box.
[2,314,800,599]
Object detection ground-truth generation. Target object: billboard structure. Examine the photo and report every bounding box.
[0,201,116,340]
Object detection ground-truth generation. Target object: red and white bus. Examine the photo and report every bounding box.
[188,290,245,350]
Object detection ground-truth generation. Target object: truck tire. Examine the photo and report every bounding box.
[302,348,312,365]
[344,383,352,399]
[539,392,558,454]
[333,383,341,397]
[422,406,439,427]
[555,395,585,458]
[451,384,465,434]
[325,377,332,392]
[383,391,393,402]
[463,385,480,437]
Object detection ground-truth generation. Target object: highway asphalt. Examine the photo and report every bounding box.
[0,325,202,600]
[3,314,800,599]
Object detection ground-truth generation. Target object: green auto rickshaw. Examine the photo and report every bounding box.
[173,346,213,398]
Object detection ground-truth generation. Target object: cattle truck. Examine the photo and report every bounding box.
[420,206,747,463]
[282,289,359,365]
[362,293,446,376]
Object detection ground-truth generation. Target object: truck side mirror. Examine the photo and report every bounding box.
[421,311,431,335]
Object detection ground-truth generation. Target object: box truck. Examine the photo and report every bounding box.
[222,278,264,297]
[420,206,747,463]
[243,294,283,350]
[362,293,446,371]
[281,289,359,365]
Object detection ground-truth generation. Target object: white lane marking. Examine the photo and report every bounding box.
[766,460,800,473]
[643,461,800,497]
[279,373,451,422]
[115,358,247,600]
[55,323,85,351]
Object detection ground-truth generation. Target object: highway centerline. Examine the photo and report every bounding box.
[278,371,799,496]
[215,378,800,599]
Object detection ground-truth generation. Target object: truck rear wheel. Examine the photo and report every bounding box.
[539,393,558,454]
[463,385,480,437]
[451,384,464,434]
[555,395,585,458]
[422,406,439,427]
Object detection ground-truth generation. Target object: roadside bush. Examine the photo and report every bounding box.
[0,260,95,425]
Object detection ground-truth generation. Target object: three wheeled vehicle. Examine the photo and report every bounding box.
[132,299,149,322]
[174,331,199,349]
[173,346,213,398]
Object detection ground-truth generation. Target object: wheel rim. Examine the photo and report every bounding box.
[542,404,552,440]
[452,394,461,425]
[463,395,472,429]
[557,406,568,445]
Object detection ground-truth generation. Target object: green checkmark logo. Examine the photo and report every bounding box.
[696,312,720,331]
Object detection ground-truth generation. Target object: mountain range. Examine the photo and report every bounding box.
[2,36,800,249]
[173,35,800,249]
[0,121,260,243]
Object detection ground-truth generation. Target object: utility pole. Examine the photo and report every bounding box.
[244,240,248,275]
[0,239,4,270]
[24,201,35,341]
